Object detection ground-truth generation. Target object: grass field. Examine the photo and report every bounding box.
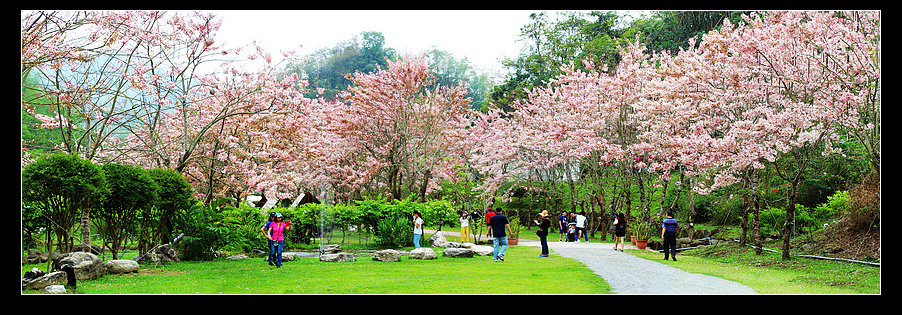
[628,242,881,294]
[22,245,611,294]
[22,230,879,294]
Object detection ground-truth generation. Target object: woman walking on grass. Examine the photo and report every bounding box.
[266,213,291,268]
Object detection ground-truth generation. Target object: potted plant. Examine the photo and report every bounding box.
[507,213,521,245]
[633,221,653,250]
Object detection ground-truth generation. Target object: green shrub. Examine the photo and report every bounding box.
[374,203,413,247]
[759,204,817,234]
[174,198,235,261]
[812,190,848,221]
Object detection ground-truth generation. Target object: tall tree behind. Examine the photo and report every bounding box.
[490,11,628,113]
[283,31,396,101]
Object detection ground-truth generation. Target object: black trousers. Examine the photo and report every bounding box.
[663,232,677,259]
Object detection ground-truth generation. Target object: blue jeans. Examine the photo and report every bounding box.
[267,240,276,265]
[493,236,508,261]
[539,233,549,255]
[577,227,588,242]
[274,240,284,266]
[413,233,422,248]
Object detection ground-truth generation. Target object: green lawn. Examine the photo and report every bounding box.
[23,230,878,294]
[23,245,612,294]
[628,243,880,294]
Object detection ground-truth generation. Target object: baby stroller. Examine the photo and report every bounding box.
[566,223,577,242]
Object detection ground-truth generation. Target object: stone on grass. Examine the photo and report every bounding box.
[22,271,67,291]
[52,251,105,281]
[408,247,437,260]
[320,253,356,262]
[43,285,67,294]
[428,233,448,247]
[105,259,140,274]
[442,247,475,258]
[373,249,401,262]
[471,246,495,256]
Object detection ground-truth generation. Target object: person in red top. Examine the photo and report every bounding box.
[485,208,496,237]
[266,213,291,268]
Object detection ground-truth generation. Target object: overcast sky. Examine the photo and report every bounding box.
[210,10,645,76]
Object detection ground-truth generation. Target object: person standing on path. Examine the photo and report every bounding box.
[459,210,471,243]
[488,208,513,262]
[266,213,291,268]
[558,211,569,242]
[575,211,589,243]
[260,212,277,265]
[662,211,679,261]
[413,210,424,249]
[613,212,627,251]
[533,210,551,257]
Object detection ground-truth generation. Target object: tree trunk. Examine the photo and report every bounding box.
[753,174,762,255]
[81,202,91,247]
[687,176,696,240]
[418,169,431,203]
[782,181,799,260]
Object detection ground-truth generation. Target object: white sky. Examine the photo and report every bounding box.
[210,10,646,77]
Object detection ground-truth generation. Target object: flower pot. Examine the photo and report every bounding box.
[636,240,648,250]
[508,238,519,246]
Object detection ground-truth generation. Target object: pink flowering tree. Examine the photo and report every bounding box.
[333,55,473,202]
[469,39,649,215]
[632,11,880,258]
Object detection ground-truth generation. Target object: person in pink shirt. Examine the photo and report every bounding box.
[266,213,291,268]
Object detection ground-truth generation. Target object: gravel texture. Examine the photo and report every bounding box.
[519,238,759,294]
[430,229,757,294]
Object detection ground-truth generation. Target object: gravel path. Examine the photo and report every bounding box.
[522,239,757,294]
[434,230,757,294]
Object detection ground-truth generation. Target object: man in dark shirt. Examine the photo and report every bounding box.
[488,208,514,262]
[661,211,679,261]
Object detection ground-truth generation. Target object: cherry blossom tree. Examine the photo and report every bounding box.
[631,11,880,258]
[333,55,472,202]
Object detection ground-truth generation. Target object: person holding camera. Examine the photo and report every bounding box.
[459,210,471,243]
[533,210,551,257]
[266,213,291,269]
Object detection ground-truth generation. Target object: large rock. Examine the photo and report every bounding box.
[23,250,52,264]
[133,244,180,264]
[408,248,437,260]
[442,247,475,258]
[321,244,342,254]
[280,253,299,262]
[43,285,67,294]
[320,253,356,262]
[22,271,68,290]
[105,260,140,274]
[470,245,495,256]
[373,249,401,262]
[52,251,105,281]
[428,233,448,247]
